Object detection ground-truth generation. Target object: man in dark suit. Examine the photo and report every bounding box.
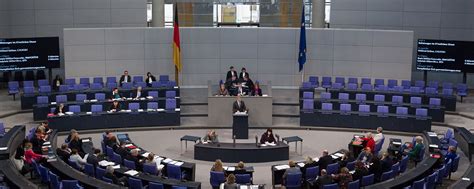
[125,149,143,171]
[87,148,102,167]
[119,70,131,87]
[239,67,250,80]
[318,150,334,170]
[56,143,71,162]
[232,95,248,113]
[226,66,238,81]
[115,142,129,158]
[104,165,127,186]
[314,169,334,189]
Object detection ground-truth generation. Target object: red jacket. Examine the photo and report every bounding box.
[363,138,376,153]
[24,149,43,164]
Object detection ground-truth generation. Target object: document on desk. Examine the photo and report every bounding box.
[333,153,344,157]
[99,160,115,167]
[163,158,173,163]
[174,162,184,166]
[226,167,235,171]
[392,142,402,145]
[125,170,139,176]
[112,165,121,169]
[297,162,305,167]
[331,155,339,159]
[275,165,290,170]
[265,142,276,146]
[141,152,150,157]
[427,132,437,137]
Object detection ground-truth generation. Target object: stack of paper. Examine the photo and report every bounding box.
[98,160,115,167]
[124,170,139,176]
[174,162,184,166]
[392,141,402,145]
[141,152,150,157]
[427,132,437,137]
[163,158,173,163]
[112,165,121,169]
[331,155,339,159]
[274,165,290,170]
[429,144,439,148]
[297,162,305,167]
[43,142,51,145]
[265,142,276,146]
[226,167,235,171]
[333,153,344,157]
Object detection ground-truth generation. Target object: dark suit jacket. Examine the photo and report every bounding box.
[145,75,156,85]
[316,175,334,189]
[318,155,333,170]
[226,70,238,80]
[115,147,128,158]
[239,72,250,79]
[104,172,120,185]
[56,149,71,162]
[125,154,142,171]
[251,88,262,96]
[119,75,131,86]
[87,154,100,167]
[260,133,276,144]
[30,136,44,154]
[232,100,247,113]
[109,103,122,111]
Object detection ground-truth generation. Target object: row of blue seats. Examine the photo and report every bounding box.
[36,91,177,105]
[46,99,178,114]
[303,91,443,107]
[404,154,460,189]
[32,160,84,189]
[302,100,429,118]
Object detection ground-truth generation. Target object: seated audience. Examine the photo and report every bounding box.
[239,75,254,95]
[216,83,229,96]
[301,156,318,179]
[211,159,225,172]
[282,161,302,184]
[65,129,78,143]
[222,173,239,189]
[133,86,143,99]
[24,142,45,164]
[374,127,384,145]
[369,156,383,182]
[40,121,52,135]
[115,142,129,158]
[234,161,246,175]
[260,128,276,144]
[239,67,250,80]
[54,103,65,115]
[103,131,117,148]
[251,83,263,96]
[145,72,156,87]
[407,136,424,160]
[119,70,131,87]
[125,149,143,171]
[15,139,29,161]
[332,167,353,189]
[380,152,393,172]
[69,149,86,170]
[87,148,104,167]
[445,146,457,164]
[314,169,334,189]
[104,165,128,186]
[318,150,333,170]
[144,152,164,175]
[357,147,373,163]
[30,130,46,154]
[361,133,376,153]
[339,150,355,168]
[111,88,122,99]
[226,66,238,81]
[52,75,63,91]
[226,76,239,96]
[56,143,72,162]
[203,130,219,143]
[68,132,83,154]
[109,100,122,112]
[352,161,369,181]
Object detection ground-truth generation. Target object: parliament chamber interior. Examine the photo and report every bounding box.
[1,0,474,188]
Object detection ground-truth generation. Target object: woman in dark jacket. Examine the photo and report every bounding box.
[369,156,383,182]
[260,128,276,144]
[352,161,369,182]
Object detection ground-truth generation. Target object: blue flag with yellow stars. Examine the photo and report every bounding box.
[298,5,307,72]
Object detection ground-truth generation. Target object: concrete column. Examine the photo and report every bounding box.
[152,0,164,27]
[312,0,325,28]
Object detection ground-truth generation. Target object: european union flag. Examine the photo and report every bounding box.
[298,6,307,72]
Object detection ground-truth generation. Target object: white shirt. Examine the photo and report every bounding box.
[69,154,87,169]
[124,76,128,83]
[374,133,384,144]
[135,91,141,98]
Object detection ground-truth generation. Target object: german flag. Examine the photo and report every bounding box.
[173,4,182,73]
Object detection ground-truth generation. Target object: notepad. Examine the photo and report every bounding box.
[226,167,235,171]
[297,162,305,167]
[43,141,51,145]
[174,162,184,166]
[90,99,98,102]
[65,112,73,115]
[81,139,90,143]
[334,153,344,157]
[124,170,139,176]
[429,144,439,148]
[0,147,7,151]
[427,132,437,137]
[274,165,290,170]
[51,102,57,105]
[141,152,150,157]
[157,109,165,112]
[392,142,402,145]
[86,112,92,115]
[112,165,121,169]
[331,155,339,159]
[163,158,173,163]
[175,108,181,111]
[462,177,471,181]
[98,160,115,167]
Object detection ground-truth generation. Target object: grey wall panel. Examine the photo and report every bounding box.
[0,0,7,10]
[366,0,403,11]
[111,0,145,9]
[403,0,442,12]
[366,11,403,27]
[36,24,73,38]
[220,28,258,44]
[0,11,9,26]
[65,28,413,86]
[403,13,441,27]
[111,9,145,24]
[73,9,111,24]
[440,13,470,28]
[372,47,412,63]
[332,0,367,11]
[34,0,73,10]
[35,10,74,25]
[330,10,367,26]
[73,0,110,9]
[7,0,34,10]
[66,61,106,78]
[371,63,411,79]
[441,0,474,13]
[9,25,35,38]
[440,28,474,41]
[9,10,35,25]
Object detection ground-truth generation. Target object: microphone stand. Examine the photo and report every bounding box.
[233,135,236,147]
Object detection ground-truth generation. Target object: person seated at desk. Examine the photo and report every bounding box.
[104,165,128,186]
[115,141,129,158]
[211,159,225,172]
[339,150,355,168]
[69,149,87,170]
[226,66,238,81]
[313,169,334,189]
[226,76,239,96]
[203,130,219,144]
[234,161,246,175]
[145,72,156,87]
[24,142,46,164]
[87,148,103,167]
[239,75,254,95]
[144,152,164,175]
[369,156,383,182]
[233,95,248,113]
[405,136,424,161]
[221,173,239,189]
[109,100,122,112]
[119,70,131,87]
[216,83,229,96]
[239,67,250,80]
[352,161,369,182]
[380,152,393,172]
[331,167,353,189]
[318,150,333,170]
[301,156,318,179]
[30,130,46,154]
[374,127,384,146]
[40,121,52,135]
[56,143,71,162]
[125,149,143,171]
[251,83,262,96]
[357,147,373,163]
[111,88,122,100]
[36,124,49,141]
[360,133,375,154]
[132,86,143,99]
[103,131,118,148]
[445,146,457,164]
[52,75,63,91]
[68,132,83,154]
[54,103,65,115]
[260,128,276,144]
[65,129,78,144]
[282,161,302,185]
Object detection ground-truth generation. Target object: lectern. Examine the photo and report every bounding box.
[233,113,249,139]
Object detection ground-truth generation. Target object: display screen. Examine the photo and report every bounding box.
[0,37,60,72]
[416,39,464,73]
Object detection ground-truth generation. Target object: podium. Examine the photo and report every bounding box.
[233,113,249,139]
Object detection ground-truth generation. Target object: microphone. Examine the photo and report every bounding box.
[233,135,236,147]
[255,135,259,147]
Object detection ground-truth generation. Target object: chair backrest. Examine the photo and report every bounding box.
[37,96,49,104]
[148,91,159,98]
[147,102,159,110]
[49,171,61,189]
[392,95,403,104]
[375,79,384,86]
[410,97,422,105]
[38,164,50,183]
[377,106,388,114]
[122,82,133,89]
[326,163,339,175]
[91,105,103,113]
[0,123,4,136]
[143,163,158,175]
[148,182,164,189]
[73,84,84,91]
[346,161,356,171]
[133,76,143,83]
[425,87,437,94]
[381,170,393,181]
[425,171,438,189]
[303,92,314,99]
[361,78,371,85]
[106,77,116,84]
[401,80,411,88]
[8,81,19,90]
[235,174,252,184]
[332,82,343,89]
[80,78,90,85]
[322,77,331,84]
[151,81,161,88]
[84,163,95,177]
[166,91,176,98]
[347,83,358,90]
[335,77,345,84]
[159,75,169,81]
[320,92,331,100]
[348,179,360,189]
[374,94,385,102]
[24,80,34,87]
[95,93,106,100]
[451,155,460,173]
[391,162,400,175]
[388,79,398,88]
[442,88,453,96]
[106,82,117,90]
[129,103,140,111]
[286,173,302,187]
[38,79,49,86]
[56,95,67,103]
[62,180,79,189]
[322,183,338,189]
[445,159,452,178]
[415,108,428,117]
[348,77,358,85]
[69,105,81,113]
[305,166,319,180]
[442,82,453,89]
[93,77,103,84]
[167,164,182,180]
[436,165,445,184]
[309,76,319,84]
[340,103,351,112]
[96,167,106,179]
[68,159,80,170]
[399,156,409,173]
[59,85,69,92]
[415,80,425,88]
[396,107,408,115]
[355,94,366,102]
[302,82,312,89]
[65,78,76,86]
[338,93,349,100]
[303,99,314,110]
[322,103,333,111]
[166,99,177,110]
[112,152,122,164]
[90,83,103,90]
[361,84,372,91]
[444,129,454,140]
[412,178,425,189]
[128,177,144,189]
[428,81,438,88]
[429,98,441,106]
[358,105,370,113]
[102,176,113,183]
[124,159,136,169]
[361,174,374,186]
[76,94,87,102]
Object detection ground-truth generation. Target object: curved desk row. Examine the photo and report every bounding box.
[21,87,180,109]
[300,98,445,122]
[448,164,474,189]
[33,97,180,121]
[454,127,474,162]
[194,142,289,163]
[48,111,180,132]
[300,110,432,133]
[0,125,39,189]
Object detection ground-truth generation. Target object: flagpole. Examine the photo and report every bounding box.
[175,66,179,86]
